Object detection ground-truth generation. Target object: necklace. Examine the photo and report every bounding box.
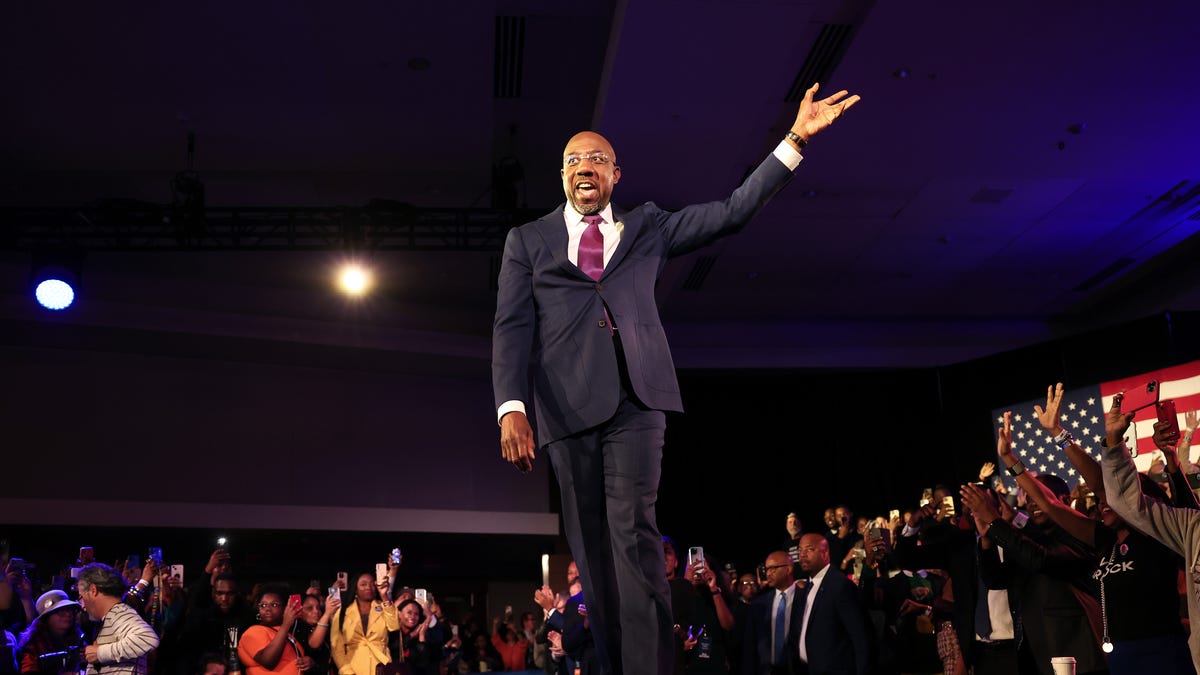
[1098,540,1116,654]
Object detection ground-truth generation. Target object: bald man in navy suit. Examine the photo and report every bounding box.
[789,534,874,675]
[492,84,860,675]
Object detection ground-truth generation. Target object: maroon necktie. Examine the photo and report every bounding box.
[579,215,605,280]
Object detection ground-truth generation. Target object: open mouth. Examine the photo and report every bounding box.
[575,181,598,200]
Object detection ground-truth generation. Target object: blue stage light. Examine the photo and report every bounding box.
[30,249,84,311]
[35,278,76,310]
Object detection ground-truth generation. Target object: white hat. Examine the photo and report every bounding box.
[35,590,80,617]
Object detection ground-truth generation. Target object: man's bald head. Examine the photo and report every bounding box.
[797,533,830,576]
[561,131,620,216]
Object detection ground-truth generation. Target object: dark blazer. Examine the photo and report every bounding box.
[789,568,872,675]
[980,520,1105,675]
[492,153,794,445]
[536,609,570,675]
[742,586,803,675]
[560,592,597,675]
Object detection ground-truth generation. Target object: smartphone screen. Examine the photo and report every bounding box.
[390,548,402,565]
[148,547,163,565]
[336,571,348,590]
[942,495,956,515]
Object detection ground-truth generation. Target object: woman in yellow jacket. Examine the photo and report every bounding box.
[330,573,398,675]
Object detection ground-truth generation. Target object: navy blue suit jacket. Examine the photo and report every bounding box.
[790,568,873,675]
[492,153,793,445]
[742,587,803,675]
[560,592,596,675]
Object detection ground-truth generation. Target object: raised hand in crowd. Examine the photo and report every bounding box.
[906,501,937,530]
[158,568,183,605]
[140,558,159,586]
[533,584,556,614]
[1034,382,1105,498]
[424,594,442,624]
[204,548,231,583]
[958,483,1000,540]
[681,557,716,594]
[2,560,35,625]
[1106,391,1136,448]
[978,461,995,482]
[1178,409,1200,475]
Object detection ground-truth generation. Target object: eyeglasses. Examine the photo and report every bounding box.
[563,152,611,167]
[757,563,790,577]
[738,580,756,586]
[258,602,282,609]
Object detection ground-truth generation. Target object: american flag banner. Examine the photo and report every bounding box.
[991,359,1200,481]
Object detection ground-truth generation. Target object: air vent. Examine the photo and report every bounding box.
[682,255,717,291]
[494,16,526,99]
[970,187,1013,204]
[785,24,855,102]
[1073,257,1136,293]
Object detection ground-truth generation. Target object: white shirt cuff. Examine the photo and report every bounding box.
[772,140,804,171]
[497,400,526,424]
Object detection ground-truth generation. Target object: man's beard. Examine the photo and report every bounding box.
[569,194,605,216]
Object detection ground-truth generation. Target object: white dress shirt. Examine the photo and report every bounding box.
[797,563,830,663]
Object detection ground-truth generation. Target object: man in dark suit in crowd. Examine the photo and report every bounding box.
[561,585,597,675]
[791,534,872,675]
[743,551,803,675]
[492,84,860,675]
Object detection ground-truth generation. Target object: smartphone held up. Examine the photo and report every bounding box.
[1158,399,1181,442]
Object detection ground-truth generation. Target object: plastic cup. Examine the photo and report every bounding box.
[1050,656,1076,675]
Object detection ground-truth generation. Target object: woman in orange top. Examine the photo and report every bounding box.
[238,587,314,675]
[488,621,528,671]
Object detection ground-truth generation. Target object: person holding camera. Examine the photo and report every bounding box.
[75,563,159,675]
[296,595,336,675]
[1,560,36,636]
[329,574,396,675]
[236,587,313,675]
[15,591,85,675]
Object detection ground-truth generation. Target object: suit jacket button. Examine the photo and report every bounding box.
[595,283,604,290]
[598,320,606,328]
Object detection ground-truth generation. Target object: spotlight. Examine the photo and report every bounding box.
[30,250,84,311]
[337,264,373,296]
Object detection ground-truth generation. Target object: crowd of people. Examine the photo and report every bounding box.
[6,385,1200,675]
